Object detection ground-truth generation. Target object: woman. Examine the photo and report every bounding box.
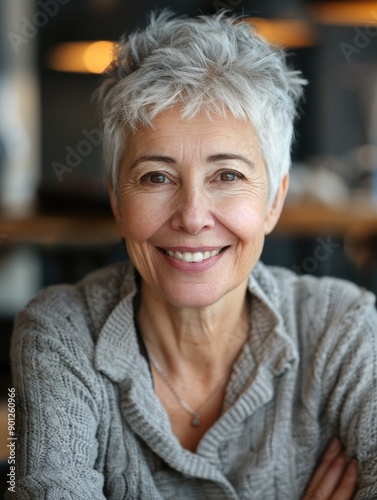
[8,10,376,499]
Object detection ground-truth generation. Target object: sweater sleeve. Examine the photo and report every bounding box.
[313,284,377,499]
[6,297,107,500]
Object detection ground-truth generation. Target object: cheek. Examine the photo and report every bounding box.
[218,197,266,244]
[230,206,266,269]
[120,194,169,244]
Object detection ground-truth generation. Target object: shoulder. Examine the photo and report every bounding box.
[12,260,137,351]
[252,262,377,339]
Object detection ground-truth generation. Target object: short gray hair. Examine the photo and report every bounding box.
[96,10,307,204]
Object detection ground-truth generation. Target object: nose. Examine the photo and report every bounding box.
[169,184,215,235]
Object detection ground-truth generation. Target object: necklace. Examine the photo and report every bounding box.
[146,348,228,427]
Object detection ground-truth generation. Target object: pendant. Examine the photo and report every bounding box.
[192,414,200,427]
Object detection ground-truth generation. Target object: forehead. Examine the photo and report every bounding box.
[126,105,261,154]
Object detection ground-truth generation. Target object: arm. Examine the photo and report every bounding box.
[304,438,358,500]
[312,286,377,499]
[6,298,107,499]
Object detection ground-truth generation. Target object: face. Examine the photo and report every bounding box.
[109,105,288,309]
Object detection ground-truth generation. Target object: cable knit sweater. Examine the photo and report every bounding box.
[6,261,377,499]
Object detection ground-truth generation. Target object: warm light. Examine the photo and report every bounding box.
[313,2,377,26]
[47,18,317,74]
[246,18,317,48]
[46,41,115,74]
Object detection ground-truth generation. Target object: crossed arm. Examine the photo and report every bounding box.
[304,438,359,500]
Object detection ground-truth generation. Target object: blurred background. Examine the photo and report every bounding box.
[1,0,377,493]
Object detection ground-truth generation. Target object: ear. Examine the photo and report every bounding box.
[264,173,289,235]
[106,179,122,223]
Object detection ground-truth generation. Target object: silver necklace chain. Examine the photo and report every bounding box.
[146,348,228,427]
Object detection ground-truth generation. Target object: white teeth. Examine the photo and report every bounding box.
[182,252,193,262]
[166,248,222,262]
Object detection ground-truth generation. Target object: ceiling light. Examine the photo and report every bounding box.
[46,41,115,74]
[246,18,317,48]
[313,2,377,26]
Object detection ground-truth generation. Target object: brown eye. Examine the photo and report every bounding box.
[151,173,166,183]
[147,173,167,183]
[219,171,240,181]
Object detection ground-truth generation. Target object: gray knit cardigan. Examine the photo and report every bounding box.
[6,261,377,499]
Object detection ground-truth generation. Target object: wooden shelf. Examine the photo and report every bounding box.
[1,199,377,246]
[276,199,377,240]
[0,215,119,246]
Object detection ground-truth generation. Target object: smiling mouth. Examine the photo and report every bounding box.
[160,247,228,263]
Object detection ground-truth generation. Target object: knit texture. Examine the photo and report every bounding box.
[6,261,377,499]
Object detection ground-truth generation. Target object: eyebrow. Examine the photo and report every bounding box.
[129,153,255,170]
[130,155,176,170]
[207,153,255,170]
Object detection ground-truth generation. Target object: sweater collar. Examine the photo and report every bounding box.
[92,261,146,382]
[246,262,298,376]
[91,261,298,468]
[92,261,297,383]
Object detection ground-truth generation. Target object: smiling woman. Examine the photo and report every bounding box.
[108,105,284,310]
[8,9,377,500]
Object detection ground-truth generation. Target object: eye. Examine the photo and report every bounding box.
[142,172,170,184]
[217,170,243,182]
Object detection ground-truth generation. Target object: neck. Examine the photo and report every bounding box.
[137,279,250,382]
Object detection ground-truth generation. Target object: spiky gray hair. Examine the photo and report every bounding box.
[96,9,307,204]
